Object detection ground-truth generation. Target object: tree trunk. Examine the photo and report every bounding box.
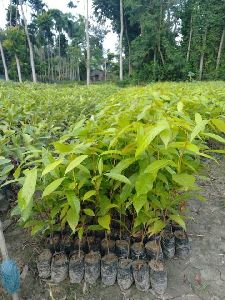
[0,41,9,81]
[186,15,193,62]
[216,28,225,71]
[158,1,165,66]
[199,29,207,81]
[119,0,124,81]
[58,32,61,81]
[19,0,37,82]
[153,47,157,81]
[77,64,80,81]
[86,0,90,85]
[50,50,54,82]
[9,0,13,26]
[47,47,50,82]
[104,59,107,81]
[158,46,165,65]
[125,18,132,77]
[15,54,22,82]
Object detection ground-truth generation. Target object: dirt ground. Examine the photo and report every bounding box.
[1,158,225,300]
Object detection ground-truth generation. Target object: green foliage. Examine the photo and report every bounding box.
[1,81,225,238]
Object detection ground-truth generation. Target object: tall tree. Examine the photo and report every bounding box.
[3,27,26,82]
[0,31,9,81]
[119,0,124,80]
[216,28,225,71]
[86,0,90,85]
[19,0,37,82]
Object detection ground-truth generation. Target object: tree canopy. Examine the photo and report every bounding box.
[0,0,225,82]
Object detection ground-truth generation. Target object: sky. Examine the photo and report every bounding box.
[0,0,118,52]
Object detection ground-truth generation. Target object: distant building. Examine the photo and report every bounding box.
[90,70,105,82]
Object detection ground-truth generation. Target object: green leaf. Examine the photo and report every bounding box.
[78,227,84,239]
[18,168,37,209]
[202,132,225,144]
[101,150,123,156]
[170,142,200,154]
[65,155,88,174]
[160,129,171,148]
[148,219,165,235]
[13,166,21,179]
[1,164,14,176]
[195,113,202,124]
[172,173,196,190]
[67,208,79,232]
[31,222,47,236]
[88,225,103,231]
[0,159,11,166]
[42,178,65,197]
[66,191,80,215]
[42,159,63,176]
[110,158,135,174]
[144,160,172,174]
[98,158,103,175]
[190,120,208,142]
[133,194,147,214]
[99,195,117,215]
[170,215,186,230]
[83,208,95,216]
[177,101,184,113]
[135,173,155,195]
[98,215,111,230]
[83,190,97,201]
[18,168,37,221]
[212,119,225,133]
[105,172,131,185]
[136,120,169,157]
[53,142,74,153]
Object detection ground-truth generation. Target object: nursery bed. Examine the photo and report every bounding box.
[1,158,225,300]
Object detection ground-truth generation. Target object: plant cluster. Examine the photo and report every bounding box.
[0,82,119,160]
[9,82,225,240]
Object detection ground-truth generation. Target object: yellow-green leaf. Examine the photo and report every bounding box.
[110,158,135,174]
[98,158,103,175]
[83,190,97,201]
[136,120,169,157]
[133,194,147,214]
[190,120,208,142]
[98,215,111,230]
[177,101,183,113]
[67,208,79,232]
[135,173,155,195]
[148,219,166,235]
[172,173,196,190]
[65,155,88,174]
[212,119,225,134]
[144,160,172,174]
[53,142,74,153]
[42,178,65,197]
[195,113,202,124]
[18,167,37,209]
[202,132,225,144]
[170,215,186,230]
[83,208,95,216]
[66,191,80,215]
[105,173,131,185]
[42,159,63,176]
